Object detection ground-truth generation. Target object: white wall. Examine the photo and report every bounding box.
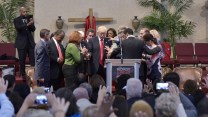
[34,0,207,44]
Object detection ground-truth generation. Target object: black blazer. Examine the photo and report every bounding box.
[48,39,65,80]
[111,37,144,59]
[88,37,112,74]
[13,16,36,49]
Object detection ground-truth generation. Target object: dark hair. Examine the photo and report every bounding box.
[123,28,133,35]
[40,29,50,38]
[54,29,65,39]
[89,74,105,89]
[197,97,208,116]
[106,28,117,38]
[163,72,180,87]
[183,79,197,95]
[113,95,129,117]
[13,83,30,99]
[9,92,24,114]
[143,34,154,42]
[3,74,15,89]
[55,87,79,116]
[86,28,95,35]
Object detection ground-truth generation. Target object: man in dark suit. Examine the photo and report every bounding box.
[79,29,95,78]
[48,29,65,90]
[13,7,36,78]
[88,26,112,79]
[34,29,50,86]
[110,28,161,83]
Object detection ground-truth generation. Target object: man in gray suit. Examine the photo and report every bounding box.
[34,29,50,86]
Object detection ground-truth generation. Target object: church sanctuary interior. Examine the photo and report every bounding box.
[0,0,208,117]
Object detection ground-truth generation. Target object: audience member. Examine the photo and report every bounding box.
[9,91,24,114]
[13,83,30,99]
[3,74,15,97]
[0,78,14,116]
[55,87,81,117]
[130,100,153,117]
[197,97,208,117]
[73,87,94,113]
[79,82,93,99]
[89,74,105,103]
[126,78,143,109]
[163,72,197,117]
[113,95,129,117]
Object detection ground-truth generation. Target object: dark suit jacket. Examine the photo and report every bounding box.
[88,37,112,74]
[13,15,36,49]
[111,37,144,59]
[34,40,50,82]
[48,38,65,80]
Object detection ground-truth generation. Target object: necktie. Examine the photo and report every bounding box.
[57,44,63,60]
[99,38,104,65]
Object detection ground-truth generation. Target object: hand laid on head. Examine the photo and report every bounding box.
[0,78,8,94]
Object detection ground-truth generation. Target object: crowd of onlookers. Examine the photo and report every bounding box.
[0,71,208,117]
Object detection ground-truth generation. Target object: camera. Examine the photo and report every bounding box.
[156,83,169,92]
[34,95,47,105]
[44,87,50,93]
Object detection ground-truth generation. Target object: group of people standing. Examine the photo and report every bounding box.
[14,7,164,90]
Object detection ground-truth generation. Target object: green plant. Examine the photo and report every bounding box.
[0,0,27,42]
[137,0,196,47]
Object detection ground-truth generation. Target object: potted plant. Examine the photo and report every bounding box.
[137,0,196,56]
[0,0,29,42]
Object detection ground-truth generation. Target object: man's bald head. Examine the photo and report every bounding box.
[19,7,27,17]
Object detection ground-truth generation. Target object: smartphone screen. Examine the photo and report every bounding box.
[156,83,169,92]
[34,95,47,105]
[44,87,50,93]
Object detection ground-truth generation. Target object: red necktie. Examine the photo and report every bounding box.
[99,38,104,65]
[57,44,63,60]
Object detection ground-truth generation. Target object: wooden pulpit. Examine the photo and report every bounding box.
[105,59,141,93]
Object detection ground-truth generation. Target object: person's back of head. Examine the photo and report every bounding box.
[89,74,105,89]
[3,74,15,89]
[113,95,129,117]
[163,72,180,87]
[126,78,143,99]
[73,87,89,100]
[22,109,53,117]
[183,79,197,95]
[9,91,24,114]
[124,28,134,35]
[197,97,208,117]
[13,83,30,99]
[130,100,153,117]
[55,87,79,116]
[155,93,179,117]
[82,105,99,117]
[79,83,93,98]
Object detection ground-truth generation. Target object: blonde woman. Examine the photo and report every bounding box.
[150,29,165,59]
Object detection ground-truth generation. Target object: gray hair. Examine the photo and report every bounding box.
[79,83,93,98]
[73,87,89,100]
[126,78,143,99]
[155,93,179,117]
